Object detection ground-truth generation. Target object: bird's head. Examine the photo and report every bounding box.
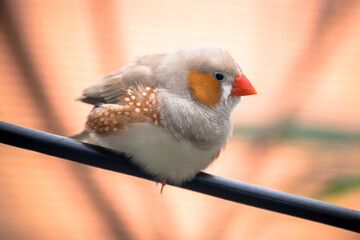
[156,45,257,109]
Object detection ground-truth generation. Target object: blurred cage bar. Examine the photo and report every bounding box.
[0,0,360,240]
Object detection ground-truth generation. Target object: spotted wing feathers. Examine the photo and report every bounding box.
[86,86,160,136]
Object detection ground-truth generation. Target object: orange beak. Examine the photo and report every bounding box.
[230,72,257,96]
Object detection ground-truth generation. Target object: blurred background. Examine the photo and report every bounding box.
[0,0,360,239]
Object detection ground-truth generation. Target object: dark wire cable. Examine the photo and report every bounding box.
[0,121,359,233]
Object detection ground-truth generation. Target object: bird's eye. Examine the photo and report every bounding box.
[213,72,224,82]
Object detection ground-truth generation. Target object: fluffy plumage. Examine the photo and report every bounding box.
[76,45,257,186]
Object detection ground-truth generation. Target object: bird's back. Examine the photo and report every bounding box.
[78,53,166,106]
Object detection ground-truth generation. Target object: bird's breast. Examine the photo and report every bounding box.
[158,90,233,150]
[89,122,220,184]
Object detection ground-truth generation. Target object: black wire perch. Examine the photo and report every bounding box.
[0,121,359,233]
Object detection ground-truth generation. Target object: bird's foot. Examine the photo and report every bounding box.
[160,177,167,194]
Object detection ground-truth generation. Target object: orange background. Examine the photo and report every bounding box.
[0,0,359,239]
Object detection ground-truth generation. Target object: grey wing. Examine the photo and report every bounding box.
[78,53,166,106]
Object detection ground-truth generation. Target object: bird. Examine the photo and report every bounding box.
[74,46,257,193]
